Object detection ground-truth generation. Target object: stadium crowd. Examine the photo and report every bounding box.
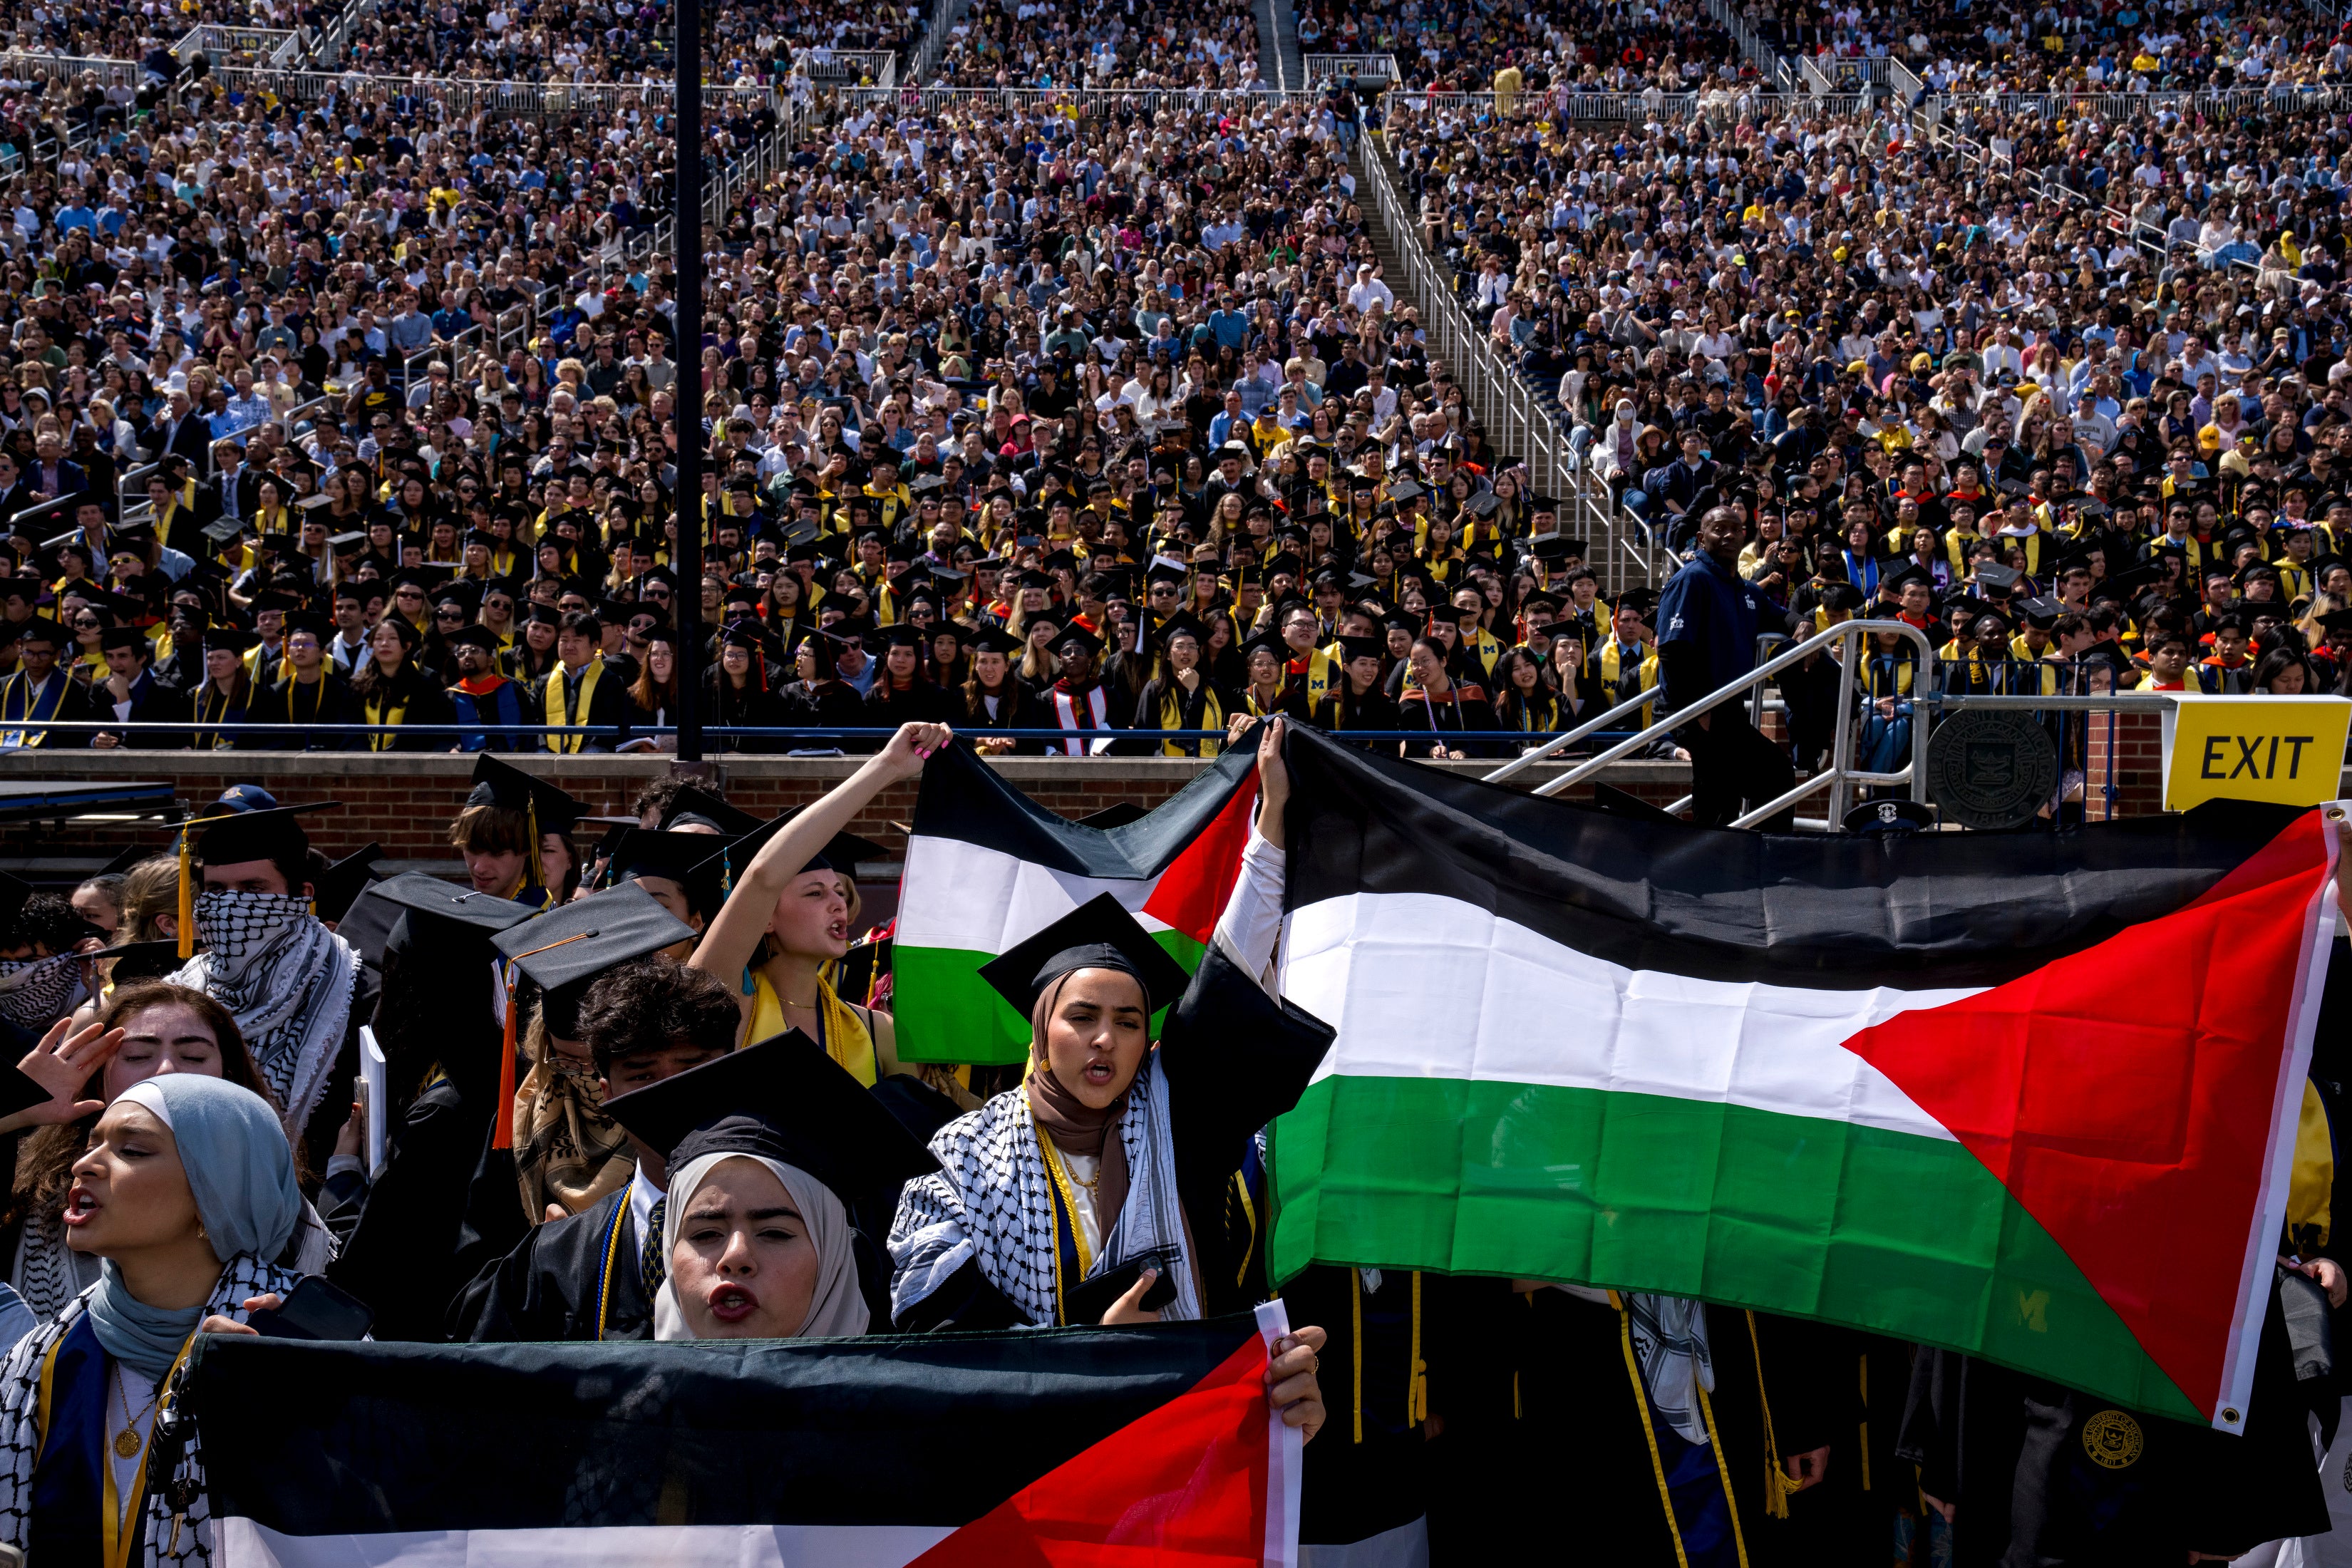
[929,0,1264,88]
[1740,0,2352,95]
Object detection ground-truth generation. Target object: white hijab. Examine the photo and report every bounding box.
[651,1152,870,1341]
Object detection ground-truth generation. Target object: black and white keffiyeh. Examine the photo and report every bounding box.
[1624,1292,1716,1444]
[11,1194,336,1323]
[889,1053,1200,1328]
[0,954,88,1033]
[170,894,360,1140]
[0,1254,301,1564]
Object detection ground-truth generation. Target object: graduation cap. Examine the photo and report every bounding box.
[604,827,731,918]
[386,564,455,594]
[443,622,502,656]
[201,626,260,657]
[976,893,1192,1020]
[249,589,304,617]
[1051,624,1103,657]
[1386,478,1425,502]
[1883,564,1934,595]
[313,843,387,924]
[966,624,1024,656]
[188,801,339,868]
[361,871,542,938]
[1153,609,1208,646]
[2014,596,2064,627]
[661,786,762,837]
[697,811,887,897]
[1971,563,2023,595]
[491,880,696,1044]
[465,752,583,835]
[1336,635,1386,664]
[97,625,149,654]
[1530,536,1577,564]
[602,1028,937,1203]
[100,939,187,985]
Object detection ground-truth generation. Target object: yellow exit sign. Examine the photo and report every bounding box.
[2161,696,2352,811]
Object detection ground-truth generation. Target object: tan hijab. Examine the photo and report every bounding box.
[1022,969,1138,1229]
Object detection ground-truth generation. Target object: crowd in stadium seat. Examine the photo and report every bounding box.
[1740,0,2352,93]
[929,0,1264,88]
[0,0,2341,781]
[1298,0,1746,94]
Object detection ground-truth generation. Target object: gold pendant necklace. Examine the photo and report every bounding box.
[113,1367,155,1459]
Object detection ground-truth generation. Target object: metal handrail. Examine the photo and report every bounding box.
[1482,618,1939,820]
[1354,123,1656,596]
[0,721,1651,745]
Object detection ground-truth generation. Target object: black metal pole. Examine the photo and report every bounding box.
[672,0,705,764]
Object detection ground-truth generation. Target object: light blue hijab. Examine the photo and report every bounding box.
[85,1076,302,1379]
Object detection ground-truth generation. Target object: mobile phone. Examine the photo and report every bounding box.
[246,1275,374,1342]
[1064,1247,1182,1324]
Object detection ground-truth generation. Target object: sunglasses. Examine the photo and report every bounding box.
[435,607,465,619]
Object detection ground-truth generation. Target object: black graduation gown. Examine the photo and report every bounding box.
[326,908,513,1340]
[1898,1282,2328,1565]
[532,659,632,752]
[248,670,361,745]
[955,678,1049,755]
[1309,686,1401,746]
[1458,1289,1842,1566]
[94,672,191,748]
[451,1185,654,1342]
[774,677,866,741]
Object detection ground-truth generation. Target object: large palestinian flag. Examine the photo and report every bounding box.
[892,741,1260,1065]
[1264,728,2343,1430]
[200,1307,1301,1565]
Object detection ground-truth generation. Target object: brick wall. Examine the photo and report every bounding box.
[0,749,1697,878]
[2082,711,2167,819]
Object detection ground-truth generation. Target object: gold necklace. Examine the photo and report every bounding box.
[113,1366,155,1460]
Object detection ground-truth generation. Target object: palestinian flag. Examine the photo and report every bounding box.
[200,1307,1301,1565]
[1264,729,2343,1430]
[892,741,1260,1065]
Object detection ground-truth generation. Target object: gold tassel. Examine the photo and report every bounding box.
[1408,1271,1427,1426]
[1859,1353,1872,1492]
[1350,1269,1363,1445]
[1746,1311,1795,1521]
[526,796,544,894]
[1695,1379,1756,1563]
[175,825,194,959]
